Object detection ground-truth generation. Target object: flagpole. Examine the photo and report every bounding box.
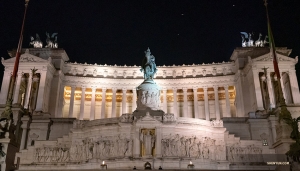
[0,0,30,122]
[263,0,290,119]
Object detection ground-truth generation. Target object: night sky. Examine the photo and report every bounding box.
[0,0,300,78]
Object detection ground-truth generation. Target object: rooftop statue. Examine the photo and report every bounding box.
[141,48,157,80]
[29,34,43,48]
[240,32,268,47]
[45,32,58,48]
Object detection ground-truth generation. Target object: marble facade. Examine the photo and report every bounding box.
[0,47,299,170]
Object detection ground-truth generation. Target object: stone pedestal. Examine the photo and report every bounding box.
[133,79,164,119]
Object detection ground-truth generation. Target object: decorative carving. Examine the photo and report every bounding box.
[210,120,223,127]
[163,113,175,122]
[172,70,176,78]
[163,70,167,78]
[202,69,206,76]
[140,129,155,157]
[120,114,133,123]
[192,69,197,77]
[182,70,186,77]
[227,144,263,163]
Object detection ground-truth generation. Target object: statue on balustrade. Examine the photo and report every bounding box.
[141,48,157,80]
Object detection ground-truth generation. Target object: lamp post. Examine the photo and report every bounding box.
[0,0,30,124]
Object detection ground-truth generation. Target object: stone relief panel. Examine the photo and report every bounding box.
[140,129,156,157]
[161,134,225,160]
[227,143,263,163]
[33,135,133,164]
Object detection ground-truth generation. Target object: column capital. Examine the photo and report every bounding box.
[122,88,127,92]
[102,87,107,91]
[91,86,97,91]
[182,87,188,92]
[162,87,167,91]
[203,86,208,91]
[224,85,229,90]
[112,87,117,92]
[70,85,76,89]
[213,85,219,89]
[172,87,177,91]
[192,87,198,91]
[81,86,86,90]
[17,71,24,76]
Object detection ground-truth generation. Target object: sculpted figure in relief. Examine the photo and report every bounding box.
[140,130,155,156]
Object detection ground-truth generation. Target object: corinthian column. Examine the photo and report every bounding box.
[172,87,178,118]
[203,86,210,121]
[24,72,33,109]
[13,71,23,104]
[111,88,117,117]
[193,87,199,118]
[90,87,96,120]
[122,88,127,114]
[101,88,107,118]
[132,88,137,111]
[213,85,220,120]
[183,88,188,117]
[79,86,86,120]
[163,88,167,112]
[68,86,76,118]
[224,85,231,117]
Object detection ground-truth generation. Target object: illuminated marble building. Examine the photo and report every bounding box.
[0,47,299,170]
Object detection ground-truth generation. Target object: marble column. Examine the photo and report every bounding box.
[101,88,107,118]
[213,85,220,120]
[224,85,231,117]
[0,70,11,103]
[279,72,286,99]
[183,88,188,117]
[35,72,47,111]
[132,88,137,112]
[13,71,23,104]
[20,115,30,150]
[163,88,167,113]
[90,87,96,120]
[203,87,210,121]
[252,69,264,110]
[24,72,33,109]
[193,87,199,118]
[172,88,178,118]
[122,88,127,114]
[288,70,300,103]
[111,88,117,117]
[79,86,86,120]
[266,73,275,108]
[56,84,65,117]
[68,86,76,118]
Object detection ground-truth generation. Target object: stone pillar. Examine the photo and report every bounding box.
[56,84,65,117]
[266,73,275,108]
[252,69,264,110]
[163,88,167,113]
[35,72,47,111]
[203,86,210,121]
[279,72,286,99]
[172,87,178,118]
[79,86,86,120]
[133,128,141,158]
[0,70,11,103]
[101,88,107,118]
[111,88,117,117]
[224,85,231,117]
[193,87,199,118]
[288,70,300,103]
[90,87,96,120]
[183,87,188,117]
[122,88,127,114]
[132,88,137,111]
[24,72,33,109]
[213,85,220,120]
[20,115,30,150]
[155,128,162,157]
[13,71,23,104]
[68,86,76,118]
